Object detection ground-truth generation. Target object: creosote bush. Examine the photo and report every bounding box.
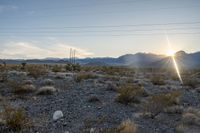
[8,80,36,94]
[98,119,137,133]
[145,91,182,116]
[65,63,81,72]
[0,104,31,132]
[26,65,48,78]
[52,65,63,73]
[116,84,147,105]
[183,78,198,88]
[151,75,165,85]
[76,72,97,82]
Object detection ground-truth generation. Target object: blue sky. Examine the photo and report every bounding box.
[0,0,200,59]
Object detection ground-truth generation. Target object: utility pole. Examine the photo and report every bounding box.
[69,48,76,64]
[69,48,72,64]
[73,50,76,64]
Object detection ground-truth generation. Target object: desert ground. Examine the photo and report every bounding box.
[0,64,199,133]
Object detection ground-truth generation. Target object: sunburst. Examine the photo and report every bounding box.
[165,34,183,84]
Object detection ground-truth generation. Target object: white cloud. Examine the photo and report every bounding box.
[0,41,93,59]
[0,5,18,13]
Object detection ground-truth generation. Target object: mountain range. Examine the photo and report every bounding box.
[1,51,200,69]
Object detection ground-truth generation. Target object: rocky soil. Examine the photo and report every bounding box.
[0,66,200,133]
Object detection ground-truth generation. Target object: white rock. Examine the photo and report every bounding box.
[90,128,95,133]
[53,110,63,121]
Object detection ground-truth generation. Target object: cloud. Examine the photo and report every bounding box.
[0,41,93,59]
[0,5,18,13]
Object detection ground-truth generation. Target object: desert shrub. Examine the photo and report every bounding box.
[145,91,182,116]
[36,86,56,95]
[101,66,135,76]
[164,105,183,114]
[52,65,63,73]
[118,119,137,133]
[0,105,31,132]
[151,75,165,85]
[175,107,200,133]
[183,78,198,88]
[21,62,27,70]
[88,96,100,103]
[182,107,200,126]
[76,72,97,82]
[97,119,137,133]
[65,63,81,72]
[42,79,54,86]
[116,84,147,105]
[8,80,36,94]
[0,71,8,82]
[26,65,48,78]
[84,116,106,129]
[23,80,33,85]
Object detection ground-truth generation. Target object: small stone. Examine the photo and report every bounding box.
[90,128,95,133]
[53,110,63,121]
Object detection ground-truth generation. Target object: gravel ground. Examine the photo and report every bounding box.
[0,70,200,133]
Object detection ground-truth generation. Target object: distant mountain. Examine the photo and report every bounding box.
[151,51,200,69]
[1,51,200,69]
[117,53,165,67]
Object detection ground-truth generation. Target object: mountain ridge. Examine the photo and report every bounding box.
[1,51,200,69]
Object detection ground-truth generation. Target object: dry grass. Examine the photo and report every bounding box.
[36,86,56,95]
[98,119,137,133]
[150,75,165,85]
[76,72,97,82]
[88,96,101,103]
[0,104,32,132]
[8,80,36,94]
[115,84,147,105]
[183,78,199,88]
[42,79,54,86]
[175,107,200,133]
[145,91,182,116]
[26,65,48,78]
[52,65,63,73]
[118,119,137,133]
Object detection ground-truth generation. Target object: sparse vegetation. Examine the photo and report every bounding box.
[145,91,182,116]
[88,96,101,103]
[150,75,165,85]
[26,65,48,78]
[0,104,32,132]
[36,86,56,95]
[8,80,36,94]
[52,65,63,73]
[118,119,137,133]
[42,79,54,86]
[116,84,147,105]
[175,107,200,133]
[183,78,198,88]
[76,72,97,82]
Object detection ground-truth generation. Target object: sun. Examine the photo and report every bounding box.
[166,49,176,57]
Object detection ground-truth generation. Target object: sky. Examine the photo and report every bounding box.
[0,0,200,59]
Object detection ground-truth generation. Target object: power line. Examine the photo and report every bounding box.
[2,4,200,19]
[0,32,200,37]
[1,21,200,30]
[1,27,200,33]
[13,0,153,11]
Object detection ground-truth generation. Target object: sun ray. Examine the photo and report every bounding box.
[165,32,183,84]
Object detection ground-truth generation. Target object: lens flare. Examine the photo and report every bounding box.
[165,34,183,84]
[167,49,175,57]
